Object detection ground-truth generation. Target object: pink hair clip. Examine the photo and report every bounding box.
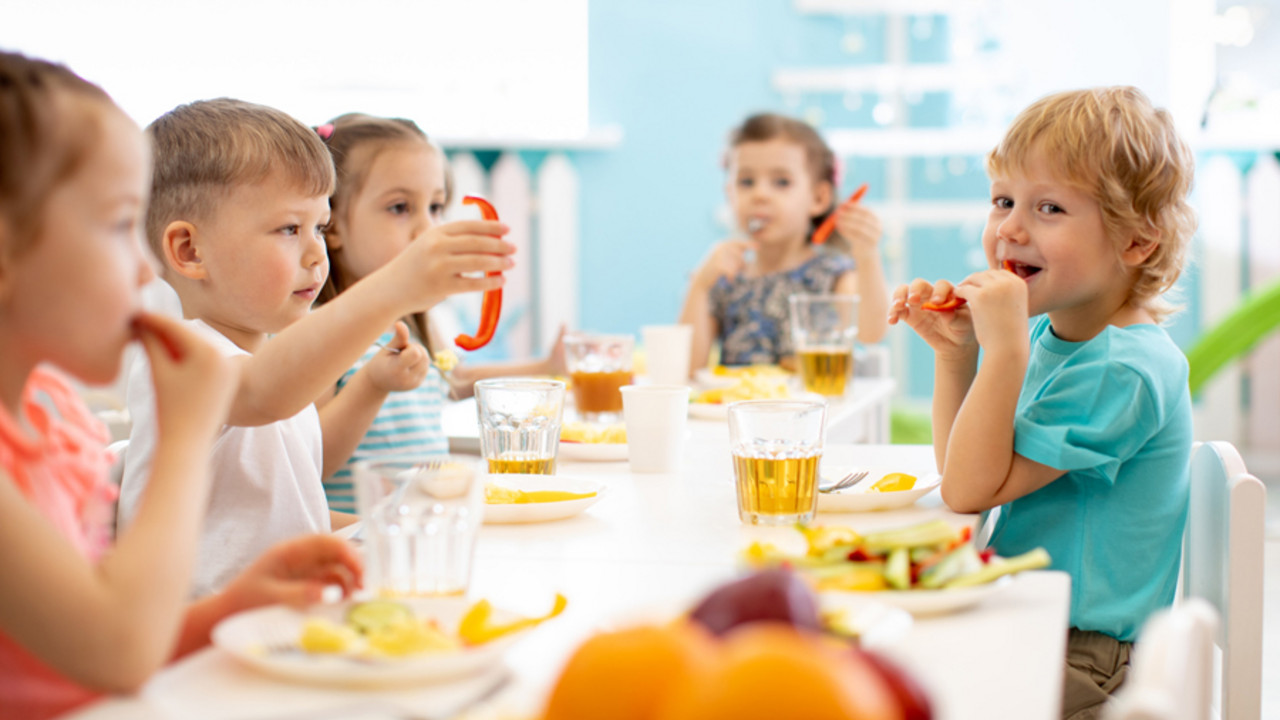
[316,123,334,140]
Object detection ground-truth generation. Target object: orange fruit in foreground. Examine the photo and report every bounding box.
[542,622,717,720]
[657,624,900,720]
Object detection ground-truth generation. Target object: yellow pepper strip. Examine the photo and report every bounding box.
[484,484,598,505]
[458,593,568,646]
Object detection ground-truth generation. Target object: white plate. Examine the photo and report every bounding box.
[816,468,942,513]
[483,474,604,524]
[817,597,914,649]
[558,441,628,462]
[822,576,1013,617]
[211,597,523,687]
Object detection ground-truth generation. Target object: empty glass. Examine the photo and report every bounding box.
[475,378,566,475]
[354,454,484,596]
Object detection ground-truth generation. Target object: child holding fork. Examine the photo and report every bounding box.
[679,112,888,371]
[889,86,1196,719]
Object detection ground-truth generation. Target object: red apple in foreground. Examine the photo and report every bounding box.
[688,569,821,636]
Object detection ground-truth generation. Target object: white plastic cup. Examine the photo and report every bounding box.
[620,385,691,473]
[641,324,694,386]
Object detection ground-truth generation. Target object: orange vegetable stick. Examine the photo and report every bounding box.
[921,261,1016,312]
[811,183,870,245]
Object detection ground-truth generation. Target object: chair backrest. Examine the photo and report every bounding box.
[1182,441,1266,720]
[1104,598,1220,720]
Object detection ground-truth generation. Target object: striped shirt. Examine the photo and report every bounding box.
[325,332,450,512]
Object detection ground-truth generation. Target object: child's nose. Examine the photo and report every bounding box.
[998,210,1030,244]
[302,229,327,267]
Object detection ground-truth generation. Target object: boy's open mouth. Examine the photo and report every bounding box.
[1005,260,1042,280]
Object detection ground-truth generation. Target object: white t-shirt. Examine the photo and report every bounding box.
[116,319,330,598]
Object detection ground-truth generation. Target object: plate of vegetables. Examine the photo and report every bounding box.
[744,520,1051,616]
[212,594,565,687]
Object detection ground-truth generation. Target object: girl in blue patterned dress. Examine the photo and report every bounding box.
[679,113,888,369]
[313,114,565,512]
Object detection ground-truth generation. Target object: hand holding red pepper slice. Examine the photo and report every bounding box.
[921,261,1016,312]
[454,195,504,351]
[811,183,870,245]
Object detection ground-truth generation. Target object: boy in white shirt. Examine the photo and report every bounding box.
[118,98,513,597]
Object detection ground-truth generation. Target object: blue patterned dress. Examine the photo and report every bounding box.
[710,250,855,365]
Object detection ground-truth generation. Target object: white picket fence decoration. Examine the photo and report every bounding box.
[1195,152,1280,473]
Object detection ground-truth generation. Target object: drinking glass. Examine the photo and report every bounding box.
[475,378,566,474]
[564,333,635,422]
[727,400,826,525]
[354,454,484,596]
[789,294,858,397]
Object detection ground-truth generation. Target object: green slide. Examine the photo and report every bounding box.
[1186,279,1280,395]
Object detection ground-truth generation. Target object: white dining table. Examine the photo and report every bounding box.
[68,413,1070,720]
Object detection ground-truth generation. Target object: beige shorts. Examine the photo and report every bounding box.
[1062,628,1133,720]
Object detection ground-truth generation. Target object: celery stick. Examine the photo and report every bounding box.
[944,548,1051,589]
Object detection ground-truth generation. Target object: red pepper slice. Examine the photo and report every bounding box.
[921,261,1017,312]
[454,195,504,351]
[811,183,870,245]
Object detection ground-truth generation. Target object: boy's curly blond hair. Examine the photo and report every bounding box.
[987,86,1196,323]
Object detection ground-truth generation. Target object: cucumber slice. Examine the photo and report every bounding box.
[885,547,911,590]
[944,548,1052,589]
[919,544,983,589]
[346,600,413,635]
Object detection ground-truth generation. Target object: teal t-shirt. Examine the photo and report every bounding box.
[986,316,1191,642]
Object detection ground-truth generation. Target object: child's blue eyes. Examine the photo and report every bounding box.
[991,198,1064,215]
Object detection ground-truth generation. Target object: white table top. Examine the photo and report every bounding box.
[68,440,1069,720]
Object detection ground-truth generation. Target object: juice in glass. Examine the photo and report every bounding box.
[732,451,820,522]
[798,348,854,396]
[487,452,556,475]
[570,369,633,415]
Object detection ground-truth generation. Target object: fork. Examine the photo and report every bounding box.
[818,470,869,494]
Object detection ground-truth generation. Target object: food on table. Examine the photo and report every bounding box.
[294,596,567,658]
[542,623,718,720]
[859,650,934,720]
[688,568,821,637]
[811,183,870,246]
[693,375,790,404]
[453,195,504,351]
[542,619,911,720]
[432,348,459,372]
[484,484,598,505]
[868,472,916,493]
[459,593,567,645]
[744,520,1051,592]
[560,421,627,444]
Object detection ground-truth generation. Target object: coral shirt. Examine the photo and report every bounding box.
[0,367,116,720]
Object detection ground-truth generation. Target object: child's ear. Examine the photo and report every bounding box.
[1120,228,1160,267]
[324,222,342,252]
[810,179,834,217]
[162,220,206,280]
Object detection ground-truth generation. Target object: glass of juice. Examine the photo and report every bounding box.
[353,454,484,596]
[564,332,635,422]
[728,399,826,525]
[788,294,858,397]
[474,378,566,475]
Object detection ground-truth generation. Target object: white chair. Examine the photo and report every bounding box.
[1181,441,1266,720]
[1105,598,1220,720]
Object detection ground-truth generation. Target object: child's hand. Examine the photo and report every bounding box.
[219,534,362,611]
[832,203,882,259]
[365,321,430,392]
[954,269,1029,357]
[888,279,978,360]
[393,219,515,311]
[693,240,758,289]
[133,312,238,442]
